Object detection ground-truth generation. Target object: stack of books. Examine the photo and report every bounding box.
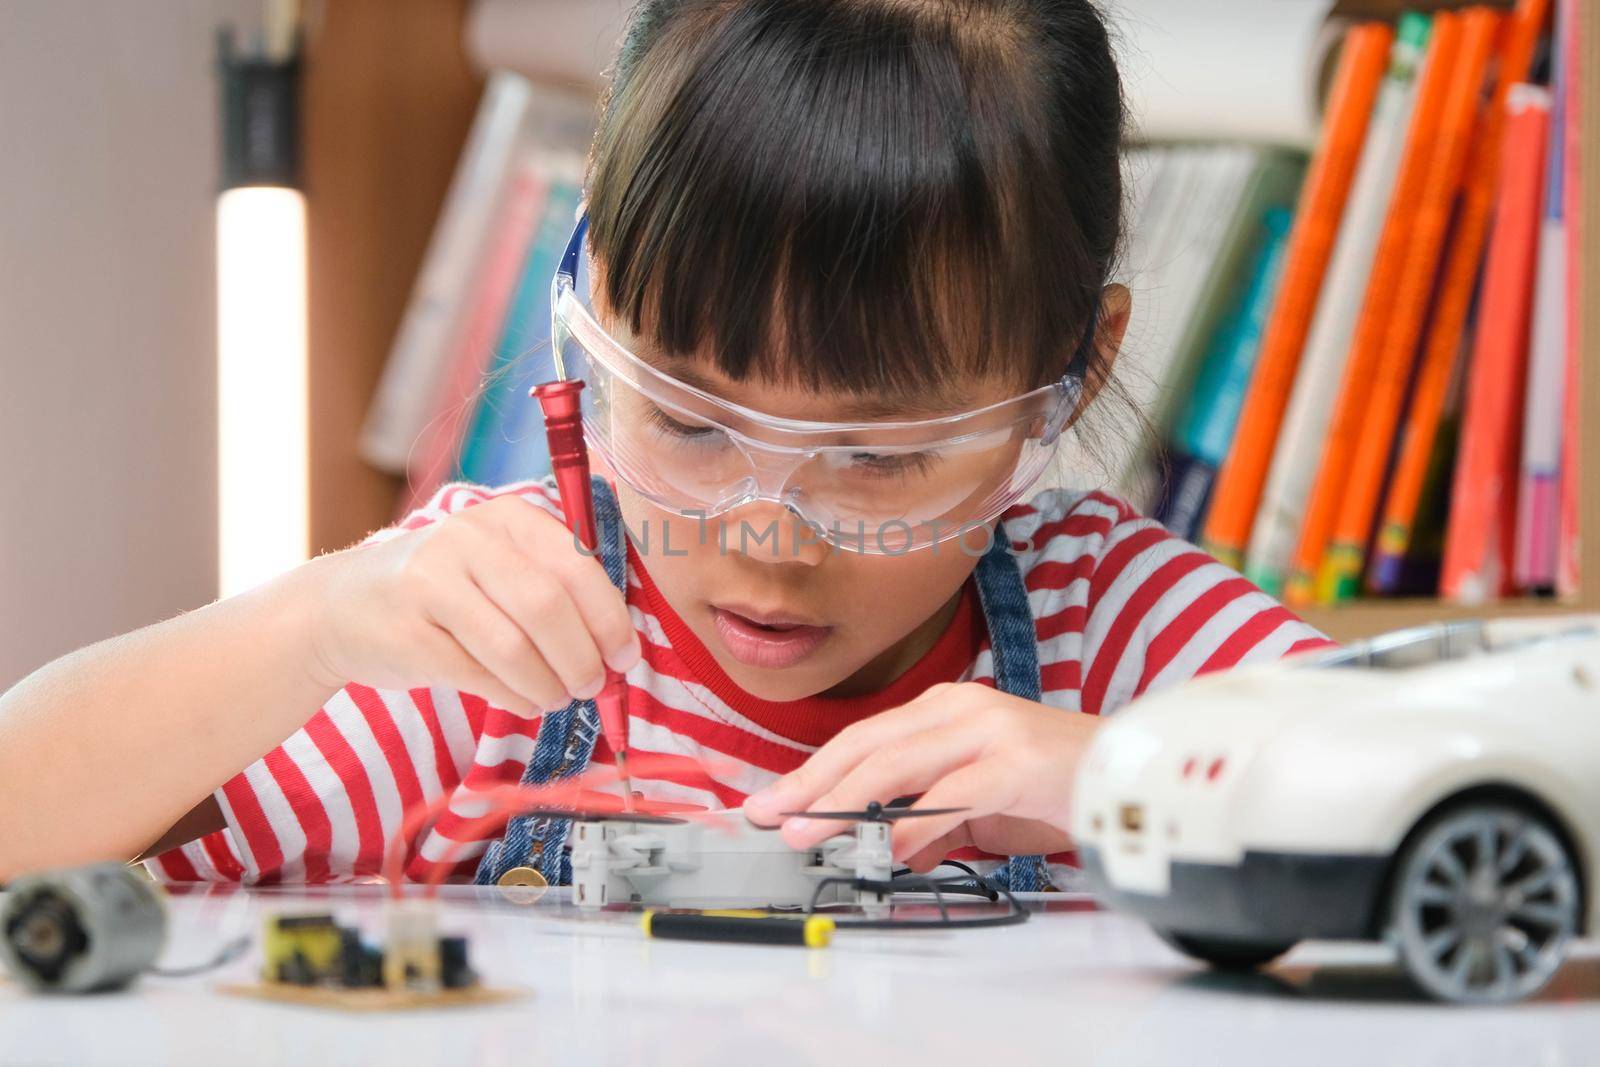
[358,71,594,517]
[1129,0,1582,607]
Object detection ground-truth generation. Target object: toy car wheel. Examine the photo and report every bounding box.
[1389,803,1579,1004]
[1155,929,1295,971]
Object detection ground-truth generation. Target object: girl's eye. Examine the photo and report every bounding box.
[646,406,727,443]
[846,451,939,480]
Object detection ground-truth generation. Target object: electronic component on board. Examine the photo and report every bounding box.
[228,903,508,1010]
[258,904,477,992]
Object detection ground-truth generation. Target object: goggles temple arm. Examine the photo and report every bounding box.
[559,214,589,290]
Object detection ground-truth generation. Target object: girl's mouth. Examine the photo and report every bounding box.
[710,605,833,669]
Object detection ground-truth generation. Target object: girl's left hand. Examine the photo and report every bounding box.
[742,682,1102,871]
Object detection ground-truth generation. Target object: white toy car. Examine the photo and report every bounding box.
[1072,616,1600,1004]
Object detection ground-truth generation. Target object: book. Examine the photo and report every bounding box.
[1370,0,1551,593]
[1125,147,1304,512]
[397,156,553,517]
[1515,0,1572,592]
[1440,84,1552,604]
[1242,14,1431,597]
[1198,22,1394,570]
[360,72,539,474]
[1112,145,1260,505]
[1283,13,1465,607]
[454,174,583,487]
[1374,353,1469,596]
[488,180,591,485]
[1317,8,1502,604]
[1157,204,1295,540]
[1556,0,1584,600]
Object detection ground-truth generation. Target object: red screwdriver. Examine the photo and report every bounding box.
[532,378,635,810]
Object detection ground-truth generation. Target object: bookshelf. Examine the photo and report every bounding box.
[298,0,1596,644]
[1300,0,1599,643]
[302,0,483,554]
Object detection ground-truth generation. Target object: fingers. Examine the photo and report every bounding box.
[776,721,985,850]
[423,578,570,712]
[548,543,641,675]
[888,762,1015,862]
[466,553,605,702]
[422,497,642,714]
[743,683,970,826]
[421,622,539,718]
[902,830,971,874]
[495,499,641,673]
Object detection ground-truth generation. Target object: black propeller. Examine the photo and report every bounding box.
[780,800,968,822]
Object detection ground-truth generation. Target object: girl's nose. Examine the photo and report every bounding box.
[716,501,829,567]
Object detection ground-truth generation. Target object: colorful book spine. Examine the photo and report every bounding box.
[1159,206,1294,541]
[1515,0,1571,592]
[1199,23,1393,570]
[456,177,582,487]
[1318,8,1501,603]
[1283,14,1464,607]
[1441,84,1552,604]
[1243,14,1430,598]
[360,72,536,474]
[398,160,551,517]
[489,191,588,485]
[1114,146,1259,505]
[1556,0,1584,600]
[1370,0,1551,592]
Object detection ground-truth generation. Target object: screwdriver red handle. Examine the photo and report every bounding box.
[532,380,630,767]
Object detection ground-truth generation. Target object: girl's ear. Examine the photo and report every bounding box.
[1073,283,1131,416]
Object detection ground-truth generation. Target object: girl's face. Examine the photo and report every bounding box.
[608,356,1005,702]
[592,285,1129,703]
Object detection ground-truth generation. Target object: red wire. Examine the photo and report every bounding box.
[380,751,746,898]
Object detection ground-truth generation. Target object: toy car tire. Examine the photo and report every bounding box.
[1155,929,1295,971]
[1387,802,1580,1005]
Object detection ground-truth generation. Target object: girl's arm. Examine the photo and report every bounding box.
[0,560,340,877]
[0,492,640,881]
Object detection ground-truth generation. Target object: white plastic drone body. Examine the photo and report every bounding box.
[1072,615,1600,1004]
[568,808,896,911]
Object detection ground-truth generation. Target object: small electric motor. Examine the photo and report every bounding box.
[0,863,167,993]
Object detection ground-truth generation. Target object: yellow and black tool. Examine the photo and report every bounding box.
[640,909,834,948]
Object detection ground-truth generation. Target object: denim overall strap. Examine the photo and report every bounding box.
[474,477,626,887]
[970,522,1048,893]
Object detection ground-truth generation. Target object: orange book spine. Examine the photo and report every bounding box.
[1440,85,1552,602]
[1283,14,1466,606]
[1317,9,1502,602]
[1371,0,1552,591]
[1198,23,1394,570]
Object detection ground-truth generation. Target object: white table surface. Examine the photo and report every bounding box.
[4,883,1600,1066]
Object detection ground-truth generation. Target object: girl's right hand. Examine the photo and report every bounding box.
[304,494,641,717]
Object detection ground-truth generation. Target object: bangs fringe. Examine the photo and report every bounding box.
[585,0,1122,399]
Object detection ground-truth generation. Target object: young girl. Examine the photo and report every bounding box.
[0,0,1330,888]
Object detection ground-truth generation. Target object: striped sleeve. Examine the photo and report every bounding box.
[148,478,565,884]
[1009,489,1334,719]
[360,477,565,546]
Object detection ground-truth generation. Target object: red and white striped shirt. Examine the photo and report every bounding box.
[148,479,1333,886]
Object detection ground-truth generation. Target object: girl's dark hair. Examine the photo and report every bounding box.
[587,0,1125,404]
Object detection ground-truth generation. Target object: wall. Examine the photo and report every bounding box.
[0,0,258,687]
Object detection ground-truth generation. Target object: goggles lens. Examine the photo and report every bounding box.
[550,223,1080,553]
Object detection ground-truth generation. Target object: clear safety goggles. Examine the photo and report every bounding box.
[550,216,1082,553]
